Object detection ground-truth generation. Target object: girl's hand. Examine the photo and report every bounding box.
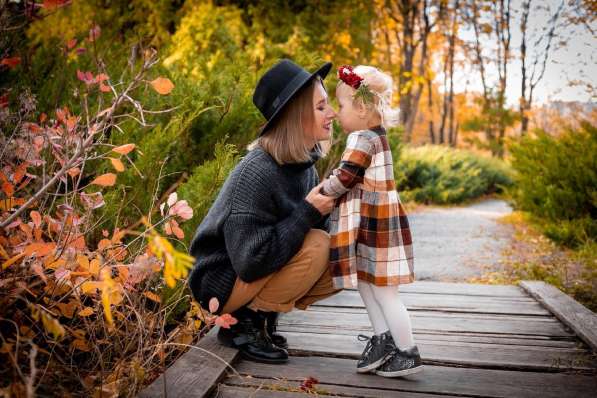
[305,182,335,215]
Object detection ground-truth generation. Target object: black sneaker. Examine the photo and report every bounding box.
[356,331,395,373]
[262,311,288,349]
[375,345,424,377]
[217,307,289,364]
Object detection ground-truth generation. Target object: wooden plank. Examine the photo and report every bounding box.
[313,290,550,316]
[279,309,574,337]
[212,385,314,398]
[138,328,239,398]
[359,281,528,298]
[276,327,578,348]
[280,331,596,371]
[232,356,597,398]
[521,281,597,352]
[221,378,462,398]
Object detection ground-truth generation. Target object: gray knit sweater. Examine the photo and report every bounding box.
[187,146,329,313]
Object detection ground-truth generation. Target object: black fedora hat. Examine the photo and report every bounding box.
[253,59,332,136]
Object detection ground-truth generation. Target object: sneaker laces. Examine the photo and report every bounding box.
[357,334,378,361]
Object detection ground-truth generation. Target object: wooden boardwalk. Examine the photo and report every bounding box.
[140,281,597,397]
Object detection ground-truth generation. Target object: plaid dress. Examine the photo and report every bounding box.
[321,125,414,289]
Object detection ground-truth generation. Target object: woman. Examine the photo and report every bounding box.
[187,59,340,364]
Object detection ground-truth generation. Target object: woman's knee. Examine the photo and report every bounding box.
[303,228,330,269]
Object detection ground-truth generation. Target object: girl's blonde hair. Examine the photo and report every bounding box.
[343,65,400,129]
[247,76,328,165]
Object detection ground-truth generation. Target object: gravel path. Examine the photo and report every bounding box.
[409,199,513,281]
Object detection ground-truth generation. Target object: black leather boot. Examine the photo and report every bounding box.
[263,311,288,349]
[217,307,288,364]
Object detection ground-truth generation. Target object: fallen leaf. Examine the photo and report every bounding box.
[150,77,174,95]
[30,210,42,228]
[170,219,185,239]
[81,281,102,295]
[2,181,14,197]
[67,38,77,49]
[72,338,91,352]
[23,242,56,258]
[0,197,25,211]
[14,162,28,183]
[143,291,161,303]
[90,173,116,187]
[2,252,25,270]
[80,191,105,209]
[0,57,21,69]
[109,157,125,172]
[56,300,77,318]
[78,307,94,317]
[97,238,111,250]
[112,143,135,155]
[67,167,80,177]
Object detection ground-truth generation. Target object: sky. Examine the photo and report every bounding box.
[448,0,595,107]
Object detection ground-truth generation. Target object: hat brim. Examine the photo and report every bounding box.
[259,62,333,136]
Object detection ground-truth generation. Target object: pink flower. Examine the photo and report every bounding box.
[208,297,219,313]
[169,199,193,220]
[215,314,238,329]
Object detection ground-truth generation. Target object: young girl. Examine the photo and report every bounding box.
[320,65,423,377]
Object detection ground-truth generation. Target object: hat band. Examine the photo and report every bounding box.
[268,70,311,117]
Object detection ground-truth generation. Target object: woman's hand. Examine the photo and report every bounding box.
[305,182,335,215]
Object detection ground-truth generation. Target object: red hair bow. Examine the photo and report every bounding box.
[338,65,363,89]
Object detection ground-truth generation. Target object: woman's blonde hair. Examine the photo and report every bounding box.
[342,65,400,129]
[247,76,328,165]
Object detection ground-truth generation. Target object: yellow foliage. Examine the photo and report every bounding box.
[30,304,65,340]
[147,233,194,288]
[100,268,123,326]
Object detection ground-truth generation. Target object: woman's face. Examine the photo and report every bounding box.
[306,81,336,145]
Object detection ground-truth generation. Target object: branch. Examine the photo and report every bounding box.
[0,51,158,229]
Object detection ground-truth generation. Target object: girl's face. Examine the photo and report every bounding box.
[335,83,369,133]
[306,81,336,145]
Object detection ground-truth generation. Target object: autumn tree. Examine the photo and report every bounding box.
[461,0,516,157]
[519,0,565,135]
[375,0,447,142]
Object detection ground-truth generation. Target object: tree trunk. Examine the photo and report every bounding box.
[427,75,436,144]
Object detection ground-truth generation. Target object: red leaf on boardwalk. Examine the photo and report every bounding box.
[300,376,319,392]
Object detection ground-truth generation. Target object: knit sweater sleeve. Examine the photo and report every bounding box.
[222,162,323,283]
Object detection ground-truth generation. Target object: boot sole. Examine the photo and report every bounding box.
[356,355,390,373]
[218,328,289,364]
[376,365,424,377]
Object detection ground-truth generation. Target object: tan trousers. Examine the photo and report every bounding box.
[221,228,342,314]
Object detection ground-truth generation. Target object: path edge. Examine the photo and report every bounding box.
[137,327,239,398]
[520,280,597,352]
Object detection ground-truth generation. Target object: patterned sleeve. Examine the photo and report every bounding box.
[321,132,373,198]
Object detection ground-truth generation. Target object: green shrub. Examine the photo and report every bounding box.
[177,138,242,245]
[509,121,597,247]
[394,145,513,204]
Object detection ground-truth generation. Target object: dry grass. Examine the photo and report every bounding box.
[468,211,597,312]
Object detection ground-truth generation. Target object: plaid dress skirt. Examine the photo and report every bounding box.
[328,187,415,288]
[323,126,415,289]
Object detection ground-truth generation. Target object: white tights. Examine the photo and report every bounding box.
[357,280,415,349]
